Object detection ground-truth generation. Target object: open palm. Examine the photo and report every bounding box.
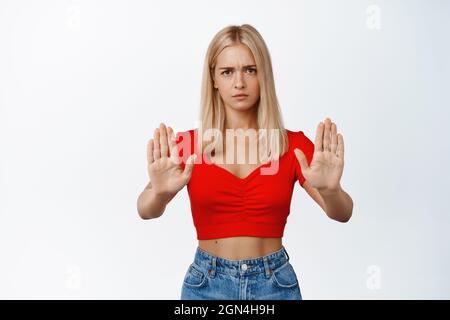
[147,123,196,197]
[294,118,345,193]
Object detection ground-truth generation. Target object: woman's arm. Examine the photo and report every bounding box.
[302,180,353,222]
[137,182,177,220]
[319,185,353,222]
[295,117,353,222]
[137,123,196,220]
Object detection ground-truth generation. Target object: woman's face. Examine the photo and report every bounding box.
[213,44,260,113]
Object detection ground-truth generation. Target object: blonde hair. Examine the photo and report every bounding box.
[197,24,288,163]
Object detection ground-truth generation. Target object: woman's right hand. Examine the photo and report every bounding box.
[147,123,196,198]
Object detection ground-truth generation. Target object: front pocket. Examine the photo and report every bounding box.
[271,261,299,288]
[183,263,207,288]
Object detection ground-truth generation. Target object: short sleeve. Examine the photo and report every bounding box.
[293,131,315,187]
[174,129,195,171]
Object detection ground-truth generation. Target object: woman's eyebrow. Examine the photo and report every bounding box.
[218,65,256,70]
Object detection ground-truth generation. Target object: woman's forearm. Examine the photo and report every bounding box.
[319,185,353,222]
[137,187,175,219]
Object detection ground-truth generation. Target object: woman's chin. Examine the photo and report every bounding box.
[229,103,257,112]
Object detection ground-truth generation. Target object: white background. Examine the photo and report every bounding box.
[1,0,449,299]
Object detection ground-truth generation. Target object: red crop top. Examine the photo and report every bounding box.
[174,128,314,240]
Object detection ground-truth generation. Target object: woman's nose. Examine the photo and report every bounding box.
[234,72,246,88]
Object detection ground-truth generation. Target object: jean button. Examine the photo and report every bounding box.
[241,263,248,271]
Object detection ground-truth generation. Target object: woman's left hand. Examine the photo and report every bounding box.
[294,117,345,194]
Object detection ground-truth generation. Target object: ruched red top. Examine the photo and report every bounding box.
[174,129,314,240]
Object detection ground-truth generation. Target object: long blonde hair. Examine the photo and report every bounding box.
[197,24,288,163]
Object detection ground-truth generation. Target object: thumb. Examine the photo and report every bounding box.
[294,148,309,172]
[182,153,197,181]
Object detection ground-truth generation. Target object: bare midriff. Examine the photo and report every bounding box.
[198,237,283,260]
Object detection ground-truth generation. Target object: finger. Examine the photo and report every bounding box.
[314,121,324,152]
[182,154,197,181]
[159,123,169,158]
[331,122,338,154]
[147,139,154,164]
[167,126,180,165]
[323,117,331,152]
[153,128,161,160]
[294,148,309,172]
[337,133,345,159]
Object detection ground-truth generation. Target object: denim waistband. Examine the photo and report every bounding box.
[193,245,291,278]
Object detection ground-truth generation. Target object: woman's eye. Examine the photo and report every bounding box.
[221,69,256,76]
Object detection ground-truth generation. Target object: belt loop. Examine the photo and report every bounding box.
[208,256,217,278]
[283,246,290,261]
[263,256,271,279]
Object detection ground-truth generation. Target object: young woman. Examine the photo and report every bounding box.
[137,24,353,300]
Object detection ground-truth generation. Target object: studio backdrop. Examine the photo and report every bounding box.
[0,0,449,299]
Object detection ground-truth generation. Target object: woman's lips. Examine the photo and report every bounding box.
[233,95,248,100]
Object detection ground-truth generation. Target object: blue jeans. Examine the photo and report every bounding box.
[180,245,302,300]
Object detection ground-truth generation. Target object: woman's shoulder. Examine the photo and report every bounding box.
[285,128,313,147]
[175,128,196,144]
[285,128,315,163]
[174,129,197,162]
